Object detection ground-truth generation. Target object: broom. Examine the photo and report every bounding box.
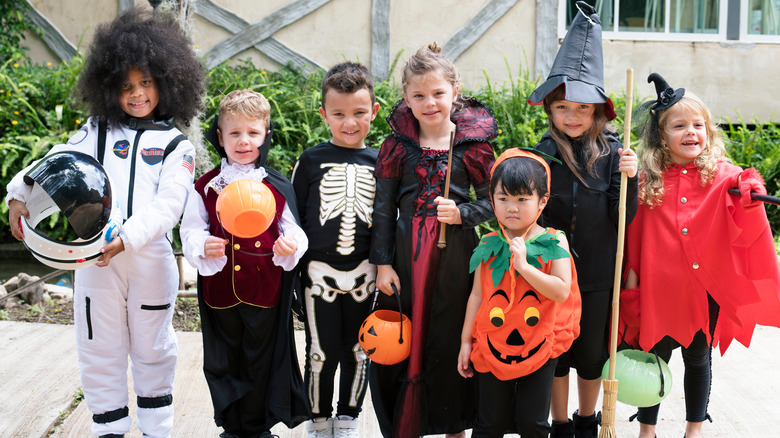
[438,131,456,248]
[599,68,634,438]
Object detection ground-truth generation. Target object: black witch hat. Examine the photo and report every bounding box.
[647,73,685,111]
[204,114,274,169]
[528,1,616,120]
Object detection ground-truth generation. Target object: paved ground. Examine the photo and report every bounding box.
[1,320,778,437]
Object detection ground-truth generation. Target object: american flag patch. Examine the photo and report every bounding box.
[181,155,194,174]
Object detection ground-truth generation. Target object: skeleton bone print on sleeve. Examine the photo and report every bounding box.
[318,163,376,255]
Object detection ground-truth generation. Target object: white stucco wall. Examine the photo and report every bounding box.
[21,0,779,122]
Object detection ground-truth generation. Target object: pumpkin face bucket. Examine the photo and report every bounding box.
[601,349,673,407]
[216,179,276,238]
[358,285,411,365]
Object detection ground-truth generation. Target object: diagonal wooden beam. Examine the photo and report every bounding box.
[195,0,322,74]
[370,0,391,81]
[25,0,78,61]
[444,0,518,62]
[201,0,331,69]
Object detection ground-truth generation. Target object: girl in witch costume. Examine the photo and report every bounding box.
[527,3,639,437]
[620,74,780,438]
[369,42,497,438]
[458,148,581,438]
[180,90,310,438]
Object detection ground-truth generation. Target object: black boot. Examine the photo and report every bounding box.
[550,419,575,438]
[573,410,599,438]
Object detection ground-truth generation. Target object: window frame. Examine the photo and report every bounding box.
[739,0,780,43]
[557,0,729,42]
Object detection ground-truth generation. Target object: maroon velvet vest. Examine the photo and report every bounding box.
[195,168,287,308]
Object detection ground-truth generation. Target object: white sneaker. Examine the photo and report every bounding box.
[305,417,333,438]
[333,415,359,438]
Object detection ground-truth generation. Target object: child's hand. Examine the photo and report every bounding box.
[204,236,228,259]
[457,342,474,378]
[96,237,125,267]
[376,264,400,296]
[618,148,638,178]
[509,237,528,272]
[738,171,767,209]
[8,199,29,241]
[435,197,462,225]
[273,235,297,257]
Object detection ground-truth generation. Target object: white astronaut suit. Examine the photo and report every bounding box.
[5,116,195,437]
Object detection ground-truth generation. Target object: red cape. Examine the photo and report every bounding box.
[621,162,780,354]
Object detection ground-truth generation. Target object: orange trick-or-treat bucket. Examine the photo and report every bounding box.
[216,179,276,238]
[358,285,411,365]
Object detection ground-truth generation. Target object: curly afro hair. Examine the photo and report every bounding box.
[77,7,205,124]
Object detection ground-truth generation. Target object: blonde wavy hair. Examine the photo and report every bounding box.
[542,85,614,183]
[218,89,271,128]
[638,92,728,208]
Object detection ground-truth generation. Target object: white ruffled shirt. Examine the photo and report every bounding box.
[180,159,307,276]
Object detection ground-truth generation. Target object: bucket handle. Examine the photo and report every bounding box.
[390,284,405,346]
[652,349,665,397]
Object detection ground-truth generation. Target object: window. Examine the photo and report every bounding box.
[560,0,728,42]
[742,0,780,40]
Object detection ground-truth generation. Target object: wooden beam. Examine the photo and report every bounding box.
[200,0,331,69]
[370,0,391,81]
[24,1,78,61]
[195,0,322,73]
[534,0,557,78]
[444,0,518,61]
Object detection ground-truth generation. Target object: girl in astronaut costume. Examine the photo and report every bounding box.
[6,8,204,438]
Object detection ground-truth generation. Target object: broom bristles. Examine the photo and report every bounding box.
[599,378,619,438]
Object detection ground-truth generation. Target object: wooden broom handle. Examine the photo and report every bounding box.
[437,131,456,248]
[607,68,634,381]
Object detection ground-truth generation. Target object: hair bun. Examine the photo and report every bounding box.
[427,42,442,54]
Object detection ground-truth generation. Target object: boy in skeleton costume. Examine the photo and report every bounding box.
[291,62,380,438]
[181,90,310,438]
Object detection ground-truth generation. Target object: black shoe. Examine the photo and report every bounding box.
[550,419,574,438]
[100,435,124,438]
[219,432,240,438]
[573,410,599,438]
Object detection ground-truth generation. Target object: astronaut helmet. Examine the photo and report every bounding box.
[20,151,122,270]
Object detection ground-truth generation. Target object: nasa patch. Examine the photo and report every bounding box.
[113,140,131,159]
[67,126,88,146]
[141,148,165,165]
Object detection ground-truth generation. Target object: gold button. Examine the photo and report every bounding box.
[692,262,699,269]
[682,228,688,235]
[234,265,241,271]
[234,243,240,250]
[681,197,687,204]
[254,241,261,248]
[682,169,688,174]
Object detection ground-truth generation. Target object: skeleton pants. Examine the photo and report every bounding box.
[302,259,375,418]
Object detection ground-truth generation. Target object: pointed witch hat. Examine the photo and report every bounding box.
[528,1,616,120]
[647,73,685,110]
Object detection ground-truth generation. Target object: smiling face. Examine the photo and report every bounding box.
[218,114,268,166]
[402,71,459,134]
[549,99,596,139]
[118,68,159,120]
[660,106,707,165]
[319,88,379,149]
[492,182,547,240]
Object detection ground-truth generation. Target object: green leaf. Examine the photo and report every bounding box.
[525,232,570,269]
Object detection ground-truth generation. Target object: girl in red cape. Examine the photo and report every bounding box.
[369,42,497,438]
[620,73,780,438]
[458,148,581,438]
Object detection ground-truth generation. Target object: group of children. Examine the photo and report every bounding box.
[5,3,780,438]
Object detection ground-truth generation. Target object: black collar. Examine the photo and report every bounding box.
[124,117,175,131]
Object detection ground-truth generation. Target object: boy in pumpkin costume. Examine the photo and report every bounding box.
[458,149,581,438]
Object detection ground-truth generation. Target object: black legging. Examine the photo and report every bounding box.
[472,358,557,438]
[636,295,719,425]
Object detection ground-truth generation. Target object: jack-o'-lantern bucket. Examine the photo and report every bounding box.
[216,179,276,238]
[358,284,411,365]
[602,349,673,407]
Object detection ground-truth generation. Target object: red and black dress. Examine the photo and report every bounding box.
[369,98,497,437]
